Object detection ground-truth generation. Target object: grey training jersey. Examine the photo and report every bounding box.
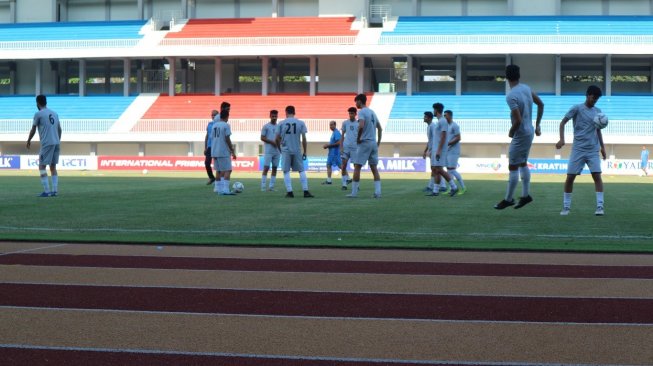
[261,122,279,155]
[357,107,378,142]
[447,121,461,156]
[32,107,61,147]
[210,121,232,157]
[565,104,602,153]
[430,116,449,154]
[341,119,359,151]
[506,83,534,139]
[277,117,307,154]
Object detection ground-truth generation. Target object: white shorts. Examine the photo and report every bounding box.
[263,152,280,168]
[39,144,60,166]
[282,152,304,172]
[509,134,534,166]
[214,157,232,172]
[341,146,357,161]
[352,141,378,166]
[430,149,447,167]
[446,153,460,169]
[567,150,602,175]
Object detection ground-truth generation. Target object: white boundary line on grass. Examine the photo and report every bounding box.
[0,243,68,256]
[0,225,651,241]
[0,343,642,366]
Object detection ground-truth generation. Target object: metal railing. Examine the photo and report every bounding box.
[379,34,653,45]
[160,36,357,47]
[0,119,116,134]
[0,39,140,50]
[130,119,335,133]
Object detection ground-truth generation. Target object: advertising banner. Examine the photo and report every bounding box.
[21,155,98,170]
[0,155,20,169]
[98,156,258,171]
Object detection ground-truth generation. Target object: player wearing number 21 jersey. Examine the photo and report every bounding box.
[275,105,314,198]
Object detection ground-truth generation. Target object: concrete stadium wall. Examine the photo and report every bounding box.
[16,0,54,22]
[319,0,363,16]
[317,56,359,93]
[511,55,556,94]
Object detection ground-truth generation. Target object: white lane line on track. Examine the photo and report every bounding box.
[0,343,641,366]
[0,226,651,240]
[0,243,68,256]
[2,306,653,328]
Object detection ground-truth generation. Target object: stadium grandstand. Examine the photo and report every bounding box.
[1,0,653,162]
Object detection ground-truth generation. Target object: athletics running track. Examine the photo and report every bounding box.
[1,242,652,365]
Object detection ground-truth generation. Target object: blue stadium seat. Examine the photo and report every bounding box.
[0,20,146,42]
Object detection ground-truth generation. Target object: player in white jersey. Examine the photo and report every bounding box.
[421,111,437,192]
[425,103,458,197]
[555,85,606,216]
[494,64,544,210]
[275,105,314,198]
[203,109,219,186]
[444,110,466,195]
[260,110,280,191]
[26,95,62,197]
[349,94,383,198]
[339,107,358,190]
[210,110,237,195]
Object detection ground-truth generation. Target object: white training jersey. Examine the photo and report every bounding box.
[32,107,61,147]
[341,119,359,151]
[261,122,279,155]
[210,121,232,157]
[277,117,307,154]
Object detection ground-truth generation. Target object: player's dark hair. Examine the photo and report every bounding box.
[424,111,433,119]
[354,94,367,105]
[220,101,230,111]
[444,110,453,117]
[586,85,603,98]
[220,110,230,119]
[432,103,444,114]
[36,94,47,106]
[285,105,295,114]
[505,64,520,82]
[270,109,278,115]
[348,107,357,113]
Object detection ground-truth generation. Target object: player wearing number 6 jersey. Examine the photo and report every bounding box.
[26,95,62,197]
[275,105,314,198]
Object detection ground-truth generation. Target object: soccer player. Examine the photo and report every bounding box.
[26,95,62,197]
[555,85,606,216]
[260,110,280,191]
[348,93,382,198]
[322,120,342,185]
[444,110,466,195]
[494,64,544,210]
[275,105,314,198]
[210,110,237,195]
[203,109,218,186]
[339,107,358,190]
[641,146,649,176]
[426,103,458,197]
[422,111,437,192]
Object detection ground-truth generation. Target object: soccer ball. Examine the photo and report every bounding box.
[593,113,609,129]
[232,181,244,193]
[142,169,148,175]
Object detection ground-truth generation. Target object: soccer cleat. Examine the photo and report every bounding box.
[346,193,358,198]
[219,192,236,196]
[423,186,432,192]
[595,206,605,216]
[448,188,458,197]
[303,191,315,198]
[261,187,267,192]
[321,181,332,185]
[494,199,515,210]
[37,192,51,197]
[457,187,466,196]
[373,193,381,198]
[425,192,439,197]
[514,195,533,209]
[285,191,294,198]
[439,186,448,192]
[50,191,58,197]
[341,186,347,191]
[268,187,276,192]
[560,207,571,216]
[346,179,353,185]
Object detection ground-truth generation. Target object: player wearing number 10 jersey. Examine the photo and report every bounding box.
[275,105,314,198]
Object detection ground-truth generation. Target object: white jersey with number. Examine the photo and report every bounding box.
[32,107,61,147]
[276,117,307,154]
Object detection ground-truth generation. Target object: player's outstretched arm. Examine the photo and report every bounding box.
[26,125,37,149]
